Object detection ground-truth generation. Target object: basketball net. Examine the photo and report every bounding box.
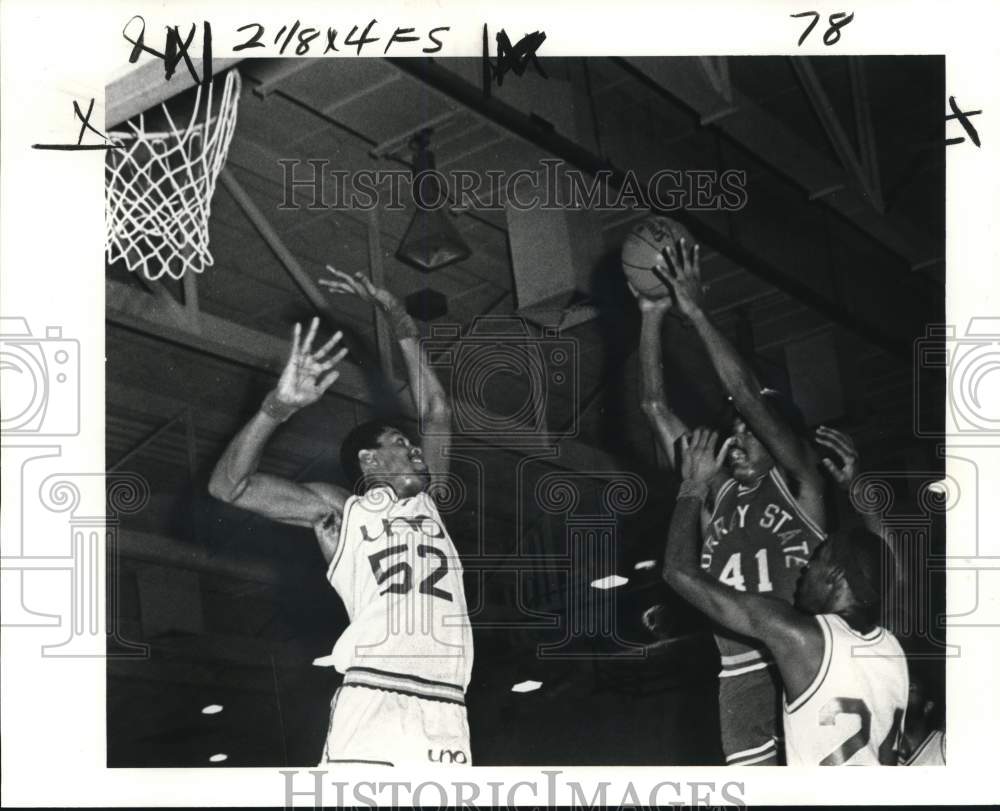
[105,69,241,281]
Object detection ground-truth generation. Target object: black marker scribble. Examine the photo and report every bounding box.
[32,98,121,151]
[234,19,447,56]
[945,96,982,147]
[790,10,854,46]
[482,24,547,98]
[122,15,213,85]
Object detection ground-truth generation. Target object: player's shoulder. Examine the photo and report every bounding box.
[767,466,826,534]
[769,610,828,661]
[767,464,797,495]
[822,615,902,658]
[708,474,737,505]
[773,454,825,508]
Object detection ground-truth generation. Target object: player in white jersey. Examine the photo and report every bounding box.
[662,428,908,766]
[209,266,472,767]
[782,611,905,765]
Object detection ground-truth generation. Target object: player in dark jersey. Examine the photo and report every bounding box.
[638,238,826,765]
[662,428,906,767]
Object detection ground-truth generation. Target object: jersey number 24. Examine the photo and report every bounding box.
[820,697,903,765]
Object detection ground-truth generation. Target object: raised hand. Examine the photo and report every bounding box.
[814,425,860,490]
[661,237,703,318]
[319,265,399,313]
[320,264,419,340]
[274,317,348,409]
[627,279,673,315]
[680,428,733,484]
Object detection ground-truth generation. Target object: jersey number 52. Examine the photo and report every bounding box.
[367,544,453,602]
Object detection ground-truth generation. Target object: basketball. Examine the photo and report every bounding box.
[620,215,694,299]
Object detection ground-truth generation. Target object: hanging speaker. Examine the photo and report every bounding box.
[395,130,471,272]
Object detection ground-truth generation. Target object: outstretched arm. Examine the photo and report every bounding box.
[663,428,822,701]
[815,426,882,536]
[632,283,690,470]
[664,239,824,527]
[208,318,351,561]
[321,267,453,487]
[814,425,906,592]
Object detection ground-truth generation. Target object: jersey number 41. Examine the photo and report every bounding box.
[718,549,773,592]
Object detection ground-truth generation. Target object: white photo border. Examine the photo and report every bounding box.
[2,0,998,805]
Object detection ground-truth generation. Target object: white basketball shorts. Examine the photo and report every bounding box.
[319,668,471,767]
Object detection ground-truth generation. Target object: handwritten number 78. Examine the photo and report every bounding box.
[791,11,854,46]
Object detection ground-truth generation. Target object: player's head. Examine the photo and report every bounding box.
[793,527,888,623]
[340,419,429,497]
[725,389,806,484]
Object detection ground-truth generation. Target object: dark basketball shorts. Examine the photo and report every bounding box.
[718,663,783,765]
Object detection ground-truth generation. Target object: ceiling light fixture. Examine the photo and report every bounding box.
[201,704,223,715]
[590,574,628,590]
[511,680,543,693]
[395,129,471,272]
[208,753,228,763]
[633,560,657,571]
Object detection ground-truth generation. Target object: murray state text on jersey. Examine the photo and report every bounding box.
[702,468,825,674]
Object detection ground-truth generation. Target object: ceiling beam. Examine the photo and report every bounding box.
[109,408,193,473]
[223,134,508,289]
[790,57,884,212]
[323,73,400,115]
[219,167,341,322]
[241,58,315,98]
[107,277,377,403]
[106,378,350,476]
[621,57,938,269]
[386,57,936,360]
[848,57,883,209]
[107,278,622,473]
[136,276,200,333]
[369,110,457,158]
[696,56,732,103]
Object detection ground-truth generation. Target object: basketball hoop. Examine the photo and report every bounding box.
[105,69,241,281]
